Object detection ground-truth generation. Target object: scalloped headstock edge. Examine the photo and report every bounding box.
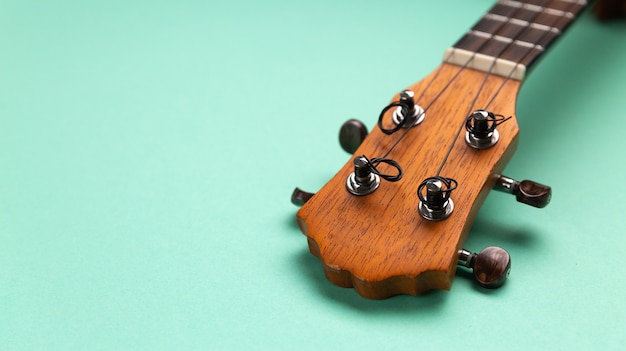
[294,0,594,299]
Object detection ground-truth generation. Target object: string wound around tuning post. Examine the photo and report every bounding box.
[464,110,511,149]
[377,90,425,135]
[417,176,457,221]
[346,155,403,196]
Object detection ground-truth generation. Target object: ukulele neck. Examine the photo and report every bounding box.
[443,0,590,80]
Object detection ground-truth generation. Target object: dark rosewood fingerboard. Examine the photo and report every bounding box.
[444,0,589,80]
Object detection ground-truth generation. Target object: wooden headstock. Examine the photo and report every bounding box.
[292,0,593,299]
[295,63,521,299]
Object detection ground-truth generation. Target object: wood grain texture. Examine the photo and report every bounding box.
[297,63,521,299]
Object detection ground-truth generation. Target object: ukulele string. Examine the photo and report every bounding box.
[379,45,510,160]
[436,4,560,175]
[434,0,578,177]
[380,64,456,159]
[378,0,545,161]
[435,54,501,176]
[378,65,444,159]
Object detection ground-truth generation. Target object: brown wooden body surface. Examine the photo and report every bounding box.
[296,63,521,299]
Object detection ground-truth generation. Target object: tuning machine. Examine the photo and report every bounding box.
[465,110,512,149]
[346,156,403,196]
[346,156,380,196]
[458,246,511,289]
[493,174,551,208]
[417,177,457,221]
[392,90,425,128]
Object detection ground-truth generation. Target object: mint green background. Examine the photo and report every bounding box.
[1,1,625,349]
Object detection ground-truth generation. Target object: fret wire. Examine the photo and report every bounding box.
[484,13,563,35]
[530,23,560,33]
[469,30,493,39]
[544,8,574,17]
[467,30,545,52]
[556,0,586,5]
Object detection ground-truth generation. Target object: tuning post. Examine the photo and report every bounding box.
[458,247,511,289]
[346,156,403,196]
[346,156,381,196]
[465,110,509,149]
[417,176,457,221]
[494,174,552,208]
[392,90,425,128]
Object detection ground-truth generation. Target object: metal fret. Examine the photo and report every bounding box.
[468,30,544,51]
[544,8,574,18]
[484,12,562,34]
[523,3,546,13]
[558,0,587,4]
[530,22,560,34]
[514,40,541,49]
[500,0,522,9]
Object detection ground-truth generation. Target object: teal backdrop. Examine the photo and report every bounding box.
[1,0,625,349]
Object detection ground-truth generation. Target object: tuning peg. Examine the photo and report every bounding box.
[465,110,499,149]
[458,247,511,289]
[339,119,368,154]
[392,90,425,128]
[417,177,456,221]
[346,156,380,196]
[291,188,315,207]
[493,174,551,208]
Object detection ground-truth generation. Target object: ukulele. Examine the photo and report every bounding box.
[291,0,592,299]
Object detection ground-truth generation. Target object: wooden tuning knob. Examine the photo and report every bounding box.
[339,119,368,154]
[291,188,315,207]
[494,174,551,208]
[458,246,511,289]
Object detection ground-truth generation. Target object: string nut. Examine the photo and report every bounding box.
[392,90,425,128]
[346,156,380,196]
[465,110,500,149]
[417,178,455,221]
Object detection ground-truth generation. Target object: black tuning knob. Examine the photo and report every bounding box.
[494,174,552,208]
[458,247,511,289]
[339,119,368,154]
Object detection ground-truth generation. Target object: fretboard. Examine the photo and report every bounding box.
[443,0,590,80]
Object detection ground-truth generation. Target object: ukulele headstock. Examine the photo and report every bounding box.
[286,0,597,300]
[292,63,551,299]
